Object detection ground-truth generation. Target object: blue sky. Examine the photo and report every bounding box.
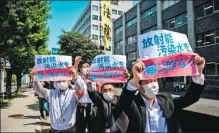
[47,0,140,50]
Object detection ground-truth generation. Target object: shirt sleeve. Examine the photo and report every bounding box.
[126,81,139,91]
[33,81,50,100]
[73,75,87,100]
[192,74,205,85]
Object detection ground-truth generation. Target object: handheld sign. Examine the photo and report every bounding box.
[35,55,72,81]
[89,55,127,83]
[138,30,198,79]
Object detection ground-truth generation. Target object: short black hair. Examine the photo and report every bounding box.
[101,83,115,92]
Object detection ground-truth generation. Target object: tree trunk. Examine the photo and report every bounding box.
[15,73,21,93]
[6,69,12,98]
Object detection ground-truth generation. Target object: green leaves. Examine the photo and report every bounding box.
[58,31,100,65]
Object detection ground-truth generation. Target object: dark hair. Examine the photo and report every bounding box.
[101,83,115,92]
[43,81,50,89]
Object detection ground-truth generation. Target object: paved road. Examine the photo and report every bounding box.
[0,89,50,132]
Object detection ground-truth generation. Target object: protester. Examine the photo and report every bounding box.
[30,66,86,133]
[84,69,130,132]
[73,56,100,132]
[37,81,50,120]
[113,53,206,132]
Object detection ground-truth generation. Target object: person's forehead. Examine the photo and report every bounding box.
[82,63,89,67]
[141,79,157,83]
[102,84,114,89]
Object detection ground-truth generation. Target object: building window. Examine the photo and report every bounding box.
[163,0,180,10]
[206,62,216,75]
[163,12,187,29]
[142,5,157,21]
[92,25,98,30]
[92,15,98,20]
[118,11,123,15]
[100,26,103,31]
[115,26,123,35]
[126,17,137,29]
[196,29,219,47]
[196,33,204,47]
[92,5,98,11]
[142,25,157,34]
[127,34,137,45]
[128,51,137,61]
[92,34,98,40]
[215,29,219,43]
[99,35,104,40]
[115,40,123,49]
[195,0,219,19]
[112,9,117,15]
[204,31,215,45]
[99,16,102,21]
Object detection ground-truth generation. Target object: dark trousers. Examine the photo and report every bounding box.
[49,126,76,133]
[39,98,49,118]
[76,103,93,132]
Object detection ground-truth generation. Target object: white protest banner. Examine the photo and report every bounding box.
[35,55,72,81]
[89,55,127,83]
[138,30,198,79]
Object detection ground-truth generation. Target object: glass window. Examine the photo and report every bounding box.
[150,6,157,16]
[217,62,219,75]
[112,9,117,15]
[92,25,98,30]
[92,34,98,40]
[151,25,157,31]
[204,1,213,16]
[196,33,204,47]
[118,11,123,15]
[142,10,149,20]
[175,14,183,26]
[182,12,187,24]
[142,6,157,21]
[92,15,98,20]
[92,5,98,11]
[126,17,137,28]
[204,31,215,45]
[163,20,169,29]
[215,0,219,12]
[195,5,204,19]
[133,34,137,43]
[100,26,103,31]
[215,29,219,43]
[206,63,216,75]
[169,18,175,29]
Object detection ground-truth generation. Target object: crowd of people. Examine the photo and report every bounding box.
[30,53,206,133]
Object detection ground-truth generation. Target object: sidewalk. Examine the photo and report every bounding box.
[0,89,50,132]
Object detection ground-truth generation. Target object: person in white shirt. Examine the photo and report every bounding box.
[30,66,86,133]
[113,53,206,132]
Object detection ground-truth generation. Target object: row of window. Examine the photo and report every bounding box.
[75,7,91,29]
[142,5,157,21]
[126,17,137,29]
[196,29,219,47]
[127,34,137,45]
[92,5,123,15]
[142,25,157,34]
[92,25,103,31]
[163,12,187,29]
[84,26,91,35]
[163,0,180,10]
[128,51,137,61]
[92,34,111,41]
[195,0,219,20]
[115,26,123,35]
[77,16,91,33]
[205,62,219,75]
[115,40,123,49]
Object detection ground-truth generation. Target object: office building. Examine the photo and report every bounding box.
[112,0,219,93]
[72,0,133,54]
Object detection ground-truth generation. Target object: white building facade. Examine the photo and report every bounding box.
[72,0,133,54]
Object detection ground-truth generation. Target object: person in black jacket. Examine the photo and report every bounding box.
[87,83,119,132]
[113,53,206,132]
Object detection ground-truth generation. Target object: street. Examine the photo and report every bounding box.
[0,88,50,132]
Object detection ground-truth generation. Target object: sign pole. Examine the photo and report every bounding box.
[99,0,102,54]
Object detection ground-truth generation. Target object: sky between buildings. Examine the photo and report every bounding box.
[47,0,140,50]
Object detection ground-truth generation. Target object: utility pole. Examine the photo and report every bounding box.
[0,58,5,101]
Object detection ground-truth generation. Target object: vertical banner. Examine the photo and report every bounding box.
[89,55,127,83]
[138,30,199,79]
[35,55,72,81]
[101,0,111,49]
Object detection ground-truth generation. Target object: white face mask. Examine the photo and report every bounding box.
[82,68,89,75]
[103,92,114,101]
[142,81,159,98]
[54,81,69,91]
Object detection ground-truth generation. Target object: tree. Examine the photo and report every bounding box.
[58,31,100,66]
[0,0,51,96]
